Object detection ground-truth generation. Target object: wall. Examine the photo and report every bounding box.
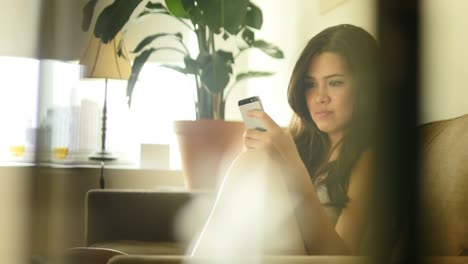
[0,0,88,60]
[0,1,42,58]
[420,0,468,123]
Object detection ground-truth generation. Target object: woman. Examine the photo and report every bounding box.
[189,24,379,256]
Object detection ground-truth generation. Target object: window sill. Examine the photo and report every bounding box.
[0,163,186,191]
[0,161,181,172]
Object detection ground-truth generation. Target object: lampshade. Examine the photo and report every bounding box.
[79,31,131,80]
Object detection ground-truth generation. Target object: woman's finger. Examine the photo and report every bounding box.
[244,137,265,149]
[246,110,280,131]
[244,128,267,141]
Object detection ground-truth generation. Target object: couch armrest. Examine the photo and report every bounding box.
[107,255,468,264]
[85,190,205,246]
[63,247,127,264]
[107,255,371,264]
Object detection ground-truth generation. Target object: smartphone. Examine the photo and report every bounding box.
[238,96,267,131]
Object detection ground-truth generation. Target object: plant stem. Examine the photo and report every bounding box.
[193,74,201,119]
[210,30,216,53]
[212,93,221,120]
[195,24,205,119]
[208,29,222,120]
[197,24,208,54]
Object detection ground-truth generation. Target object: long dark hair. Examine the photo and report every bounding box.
[288,24,378,206]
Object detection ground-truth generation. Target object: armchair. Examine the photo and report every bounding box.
[85,190,212,255]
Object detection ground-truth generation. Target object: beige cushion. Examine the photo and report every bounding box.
[91,241,185,256]
[64,247,127,264]
[420,114,468,255]
[108,255,371,264]
[107,255,468,264]
[105,256,468,264]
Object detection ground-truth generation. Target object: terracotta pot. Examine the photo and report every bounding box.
[174,120,245,190]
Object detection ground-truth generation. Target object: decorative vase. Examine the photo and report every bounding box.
[174,120,245,190]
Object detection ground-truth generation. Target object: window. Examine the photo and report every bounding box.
[0,57,195,169]
[0,57,39,163]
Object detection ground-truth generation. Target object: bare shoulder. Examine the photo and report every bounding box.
[350,147,375,181]
[335,147,375,254]
[346,147,375,197]
[358,147,375,164]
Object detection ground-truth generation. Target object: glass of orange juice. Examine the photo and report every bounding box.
[53,146,69,159]
[9,145,25,157]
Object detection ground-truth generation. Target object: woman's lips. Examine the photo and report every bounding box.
[315,111,332,118]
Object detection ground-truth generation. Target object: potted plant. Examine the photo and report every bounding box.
[82,0,283,189]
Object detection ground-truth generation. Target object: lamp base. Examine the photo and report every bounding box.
[89,151,117,162]
[89,151,115,190]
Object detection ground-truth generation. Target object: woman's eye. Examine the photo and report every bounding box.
[329,80,344,87]
[304,81,316,89]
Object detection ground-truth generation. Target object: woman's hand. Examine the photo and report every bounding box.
[243,110,301,166]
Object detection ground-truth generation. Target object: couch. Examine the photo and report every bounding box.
[419,114,468,256]
[66,114,468,264]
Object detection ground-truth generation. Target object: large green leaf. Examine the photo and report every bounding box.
[183,56,198,74]
[180,0,202,25]
[253,40,284,59]
[201,51,233,94]
[132,33,182,53]
[145,2,166,10]
[138,2,169,17]
[82,0,98,31]
[127,48,155,107]
[196,52,210,68]
[165,0,190,18]
[235,71,274,82]
[197,0,248,35]
[241,28,255,46]
[245,2,262,30]
[94,0,143,43]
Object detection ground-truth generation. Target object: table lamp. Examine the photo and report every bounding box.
[79,31,131,189]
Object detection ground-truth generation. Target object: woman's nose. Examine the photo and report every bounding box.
[315,88,330,104]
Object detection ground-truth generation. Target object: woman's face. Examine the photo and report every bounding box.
[304,52,354,141]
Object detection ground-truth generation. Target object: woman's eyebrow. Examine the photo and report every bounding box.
[304,73,345,79]
[324,74,345,79]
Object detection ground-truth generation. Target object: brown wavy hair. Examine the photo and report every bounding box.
[288,24,379,206]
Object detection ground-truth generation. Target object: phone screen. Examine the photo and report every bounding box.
[238,96,266,131]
